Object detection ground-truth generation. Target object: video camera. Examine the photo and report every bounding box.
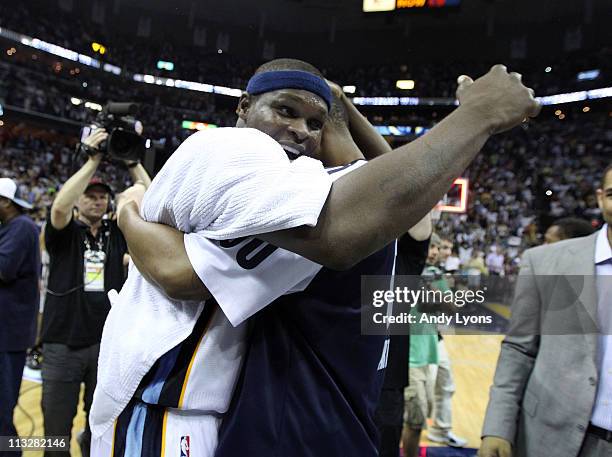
[80,102,145,162]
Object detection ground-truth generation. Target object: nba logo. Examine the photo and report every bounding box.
[180,436,190,457]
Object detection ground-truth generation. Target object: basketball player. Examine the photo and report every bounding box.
[94,60,539,456]
[91,62,385,457]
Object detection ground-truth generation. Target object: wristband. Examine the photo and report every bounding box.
[78,143,100,157]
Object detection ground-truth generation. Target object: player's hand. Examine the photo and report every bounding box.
[478,436,513,457]
[116,181,146,224]
[82,128,108,162]
[326,79,344,99]
[456,64,540,135]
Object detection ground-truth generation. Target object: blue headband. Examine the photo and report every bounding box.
[246,70,332,110]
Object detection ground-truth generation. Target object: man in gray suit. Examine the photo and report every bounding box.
[479,163,612,457]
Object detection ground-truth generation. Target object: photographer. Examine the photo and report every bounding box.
[40,128,150,457]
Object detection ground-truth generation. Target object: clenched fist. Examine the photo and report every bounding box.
[456,64,540,135]
[478,436,513,457]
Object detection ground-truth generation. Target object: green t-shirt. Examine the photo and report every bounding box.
[409,333,439,367]
[408,264,448,367]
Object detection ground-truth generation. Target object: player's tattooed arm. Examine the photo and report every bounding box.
[117,201,212,301]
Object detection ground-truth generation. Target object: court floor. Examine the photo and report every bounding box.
[15,334,504,456]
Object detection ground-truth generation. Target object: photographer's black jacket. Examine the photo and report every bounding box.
[42,215,127,347]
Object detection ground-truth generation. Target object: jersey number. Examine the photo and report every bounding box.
[219,238,278,270]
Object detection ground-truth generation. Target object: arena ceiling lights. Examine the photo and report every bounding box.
[396,80,415,90]
[91,42,107,55]
[1,26,610,107]
[132,73,242,97]
[353,96,453,106]
[577,69,600,81]
[182,120,218,130]
[156,60,175,71]
[353,87,612,106]
[536,88,612,106]
[374,125,430,137]
[0,27,122,75]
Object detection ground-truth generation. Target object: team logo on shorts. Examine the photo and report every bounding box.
[180,436,190,457]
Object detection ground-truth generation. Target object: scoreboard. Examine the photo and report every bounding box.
[363,0,460,12]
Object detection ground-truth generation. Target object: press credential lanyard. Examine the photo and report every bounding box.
[83,229,107,292]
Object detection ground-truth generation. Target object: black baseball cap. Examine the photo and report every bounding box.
[85,177,113,195]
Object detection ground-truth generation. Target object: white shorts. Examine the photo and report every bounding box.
[91,402,222,457]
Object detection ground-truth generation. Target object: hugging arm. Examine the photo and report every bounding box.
[341,91,392,160]
[119,202,211,300]
[319,82,391,166]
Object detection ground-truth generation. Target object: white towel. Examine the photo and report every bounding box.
[141,128,333,237]
[90,128,332,438]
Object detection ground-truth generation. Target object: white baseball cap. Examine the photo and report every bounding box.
[0,178,33,209]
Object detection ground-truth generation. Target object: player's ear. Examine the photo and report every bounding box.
[236,92,251,121]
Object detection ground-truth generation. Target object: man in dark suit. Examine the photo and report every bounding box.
[0,178,40,455]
